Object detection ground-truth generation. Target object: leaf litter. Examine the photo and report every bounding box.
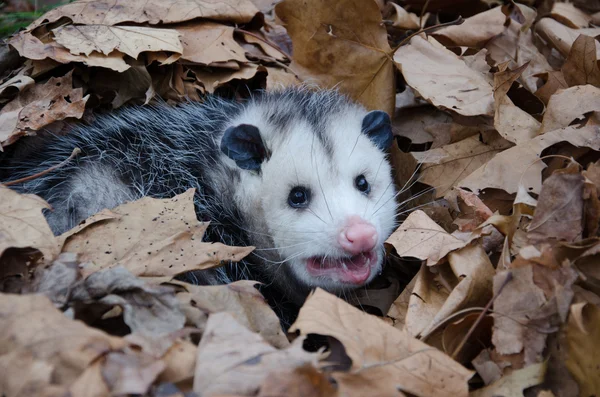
[1,0,600,396]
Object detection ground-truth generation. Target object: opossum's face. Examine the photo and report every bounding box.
[222,99,397,293]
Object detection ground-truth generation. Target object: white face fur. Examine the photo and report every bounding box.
[222,93,397,293]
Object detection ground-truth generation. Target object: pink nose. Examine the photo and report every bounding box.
[338,216,378,255]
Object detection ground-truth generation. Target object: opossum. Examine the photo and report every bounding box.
[3,88,398,322]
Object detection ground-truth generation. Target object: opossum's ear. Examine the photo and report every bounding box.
[362,110,393,151]
[221,124,268,171]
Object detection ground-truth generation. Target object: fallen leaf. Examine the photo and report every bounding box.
[28,0,260,27]
[193,312,319,396]
[0,75,34,100]
[411,131,513,198]
[527,172,585,243]
[241,32,288,62]
[177,23,248,65]
[175,280,288,348]
[459,125,600,195]
[472,349,503,385]
[290,289,474,397]
[60,189,254,277]
[0,293,127,386]
[192,64,260,93]
[493,63,541,144]
[439,312,493,364]
[386,210,467,266]
[70,266,186,336]
[0,71,89,147]
[540,85,600,133]
[53,25,183,59]
[0,185,59,262]
[534,71,568,105]
[9,31,129,72]
[395,36,494,117]
[257,365,337,397]
[535,18,600,58]
[470,362,547,397]
[550,2,592,28]
[276,0,395,115]
[386,3,421,30]
[264,67,301,90]
[562,34,600,87]
[102,351,166,395]
[565,303,600,396]
[392,106,454,146]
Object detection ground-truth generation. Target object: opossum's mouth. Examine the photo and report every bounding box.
[306,250,376,285]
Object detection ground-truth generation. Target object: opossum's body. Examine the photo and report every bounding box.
[3,88,398,321]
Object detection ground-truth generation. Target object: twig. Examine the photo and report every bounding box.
[392,16,464,52]
[420,0,431,28]
[3,147,81,186]
[451,271,513,360]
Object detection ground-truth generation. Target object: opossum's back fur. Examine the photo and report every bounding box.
[4,88,385,320]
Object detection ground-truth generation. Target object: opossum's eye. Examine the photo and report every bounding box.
[362,110,393,151]
[288,186,311,208]
[355,175,371,195]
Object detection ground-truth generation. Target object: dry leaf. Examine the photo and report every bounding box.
[536,18,600,58]
[60,189,254,277]
[540,85,600,133]
[193,312,319,397]
[395,36,494,117]
[0,71,89,147]
[276,0,395,115]
[264,67,301,90]
[527,173,585,243]
[70,266,186,336]
[459,125,600,195]
[0,293,127,388]
[493,63,541,144]
[0,185,59,263]
[192,64,259,93]
[411,131,513,198]
[0,75,34,99]
[534,71,568,105]
[470,362,547,397]
[241,32,288,62]
[177,23,248,65]
[386,210,467,266]
[561,34,600,87]
[290,289,474,397]
[53,25,183,59]
[258,365,338,397]
[387,3,421,30]
[9,31,129,72]
[28,0,260,27]
[175,280,288,348]
[550,2,592,28]
[565,303,600,395]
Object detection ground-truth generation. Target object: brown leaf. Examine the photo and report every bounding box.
[392,106,455,147]
[540,85,600,133]
[0,294,127,387]
[395,37,494,117]
[0,185,59,263]
[52,25,183,59]
[0,71,89,147]
[534,71,568,105]
[192,64,260,93]
[562,34,600,87]
[102,351,166,395]
[28,0,260,28]
[433,5,535,48]
[493,63,541,144]
[241,32,288,62]
[290,289,474,397]
[193,312,319,396]
[527,173,585,243]
[535,18,600,58]
[0,75,34,100]
[275,0,395,115]
[459,125,600,195]
[60,189,254,277]
[8,31,129,72]
[386,3,421,30]
[386,210,467,266]
[258,365,338,397]
[177,23,248,65]
[412,131,513,198]
[175,280,288,348]
[550,2,592,28]
[565,303,600,395]
[70,266,186,336]
[470,362,547,397]
[264,67,301,90]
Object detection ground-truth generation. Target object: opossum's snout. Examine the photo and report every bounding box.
[338,216,378,255]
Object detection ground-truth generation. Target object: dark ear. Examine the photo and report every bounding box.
[221,124,268,171]
[361,110,393,151]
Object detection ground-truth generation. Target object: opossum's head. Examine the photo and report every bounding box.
[220,89,397,295]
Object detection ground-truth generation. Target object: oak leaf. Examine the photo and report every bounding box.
[275,0,395,115]
[540,85,600,133]
[562,34,600,87]
[177,23,248,65]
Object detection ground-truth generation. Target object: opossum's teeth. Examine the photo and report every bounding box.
[306,250,375,285]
